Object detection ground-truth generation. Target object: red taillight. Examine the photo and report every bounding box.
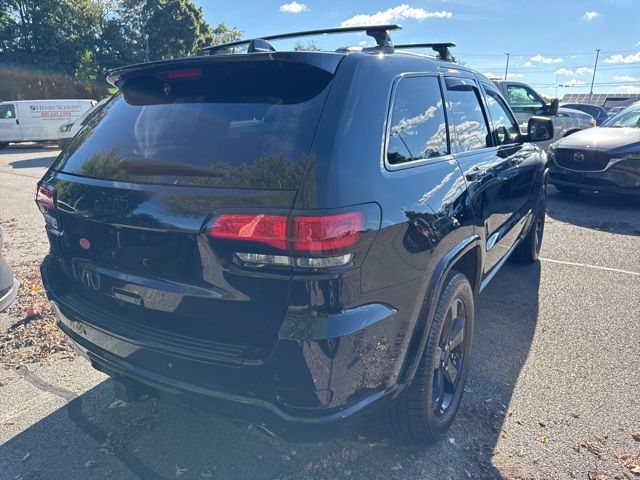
[291,213,364,253]
[209,214,288,250]
[36,184,56,215]
[159,69,202,81]
[208,211,365,254]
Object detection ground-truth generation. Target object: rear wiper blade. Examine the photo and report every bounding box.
[118,159,224,177]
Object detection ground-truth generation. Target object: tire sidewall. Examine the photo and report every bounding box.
[421,272,475,438]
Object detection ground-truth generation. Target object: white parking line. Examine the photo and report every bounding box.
[539,257,640,277]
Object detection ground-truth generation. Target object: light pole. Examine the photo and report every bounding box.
[504,53,510,80]
[589,49,601,97]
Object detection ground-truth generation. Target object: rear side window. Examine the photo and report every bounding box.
[445,78,490,153]
[53,61,334,189]
[386,76,448,165]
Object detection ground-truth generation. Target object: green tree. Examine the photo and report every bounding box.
[0,0,241,97]
[117,0,240,61]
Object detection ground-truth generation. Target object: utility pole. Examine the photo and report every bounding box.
[504,53,510,80]
[589,49,601,97]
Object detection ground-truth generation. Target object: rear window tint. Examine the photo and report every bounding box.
[53,61,334,189]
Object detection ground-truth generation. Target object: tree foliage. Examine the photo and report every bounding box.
[0,0,241,98]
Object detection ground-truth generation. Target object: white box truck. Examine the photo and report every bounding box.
[0,99,95,148]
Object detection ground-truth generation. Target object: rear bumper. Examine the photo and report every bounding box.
[42,253,409,438]
[53,298,395,439]
[0,278,19,312]
[548,160,640,195]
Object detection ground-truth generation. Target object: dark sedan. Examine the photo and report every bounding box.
[561,102,609,126]
[548,102,640,195]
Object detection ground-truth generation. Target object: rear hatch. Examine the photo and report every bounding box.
[41,55,339,363]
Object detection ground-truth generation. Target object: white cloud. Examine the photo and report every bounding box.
[509,73,525,78]
[555,68,574,76]
[531,54,563,64]
[358,40,368,47]
[522,61,533,67]
[563,79,586,87]
[604,51,640,64]
[279,2,308,13]
[340,4,452,27]
[584,11,599,20]
[616,85,640,94]
[575,66,593,76]
[614,75,640,82]
[483,72,501,79]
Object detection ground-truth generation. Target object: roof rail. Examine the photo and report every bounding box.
[201,24,402,55]
[394,42,456,62]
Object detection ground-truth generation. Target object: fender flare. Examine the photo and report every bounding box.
[397,234,481,386]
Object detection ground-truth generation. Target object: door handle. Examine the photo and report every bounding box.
[15,118,19,125]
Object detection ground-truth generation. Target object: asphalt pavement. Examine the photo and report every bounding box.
[1,144,639,480]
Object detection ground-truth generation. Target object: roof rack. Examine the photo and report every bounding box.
[394,42,456,62]
[201,24,402,55]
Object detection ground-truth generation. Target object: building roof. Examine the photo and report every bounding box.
[561,93,640,110]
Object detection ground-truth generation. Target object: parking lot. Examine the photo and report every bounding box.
[1,144,639,480]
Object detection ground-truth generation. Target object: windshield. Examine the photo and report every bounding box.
[602,104,640,128]
[52,60,334,189]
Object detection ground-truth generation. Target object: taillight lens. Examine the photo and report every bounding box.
[36,184,56,215]
[208,209,372,269]
[36,184,59,229]
[291,213,364,253]
[209,214,287,250]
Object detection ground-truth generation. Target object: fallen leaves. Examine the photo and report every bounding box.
[0,263,74,368]
[580,437,606,459]
[538,434,549,444]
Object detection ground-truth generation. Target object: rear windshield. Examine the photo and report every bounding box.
[53,60,334,189]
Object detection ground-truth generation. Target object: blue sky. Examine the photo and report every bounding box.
[193,0,640,98]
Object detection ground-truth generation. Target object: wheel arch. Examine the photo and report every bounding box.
[397,235,481,387]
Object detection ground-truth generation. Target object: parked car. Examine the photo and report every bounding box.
[0,227,19,313]
[0,99,95,148]
[492,80,594,149]
[37,25,552,442]
[548,101,640,195]
[607,106,626,118]
[57,98,110,149]
[561,102,609,126]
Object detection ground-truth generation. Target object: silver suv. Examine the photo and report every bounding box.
[493,80,595,149]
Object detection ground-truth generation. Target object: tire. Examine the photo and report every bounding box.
[555,184,580,195]
[384,270,474,443]
[512,196,546,263]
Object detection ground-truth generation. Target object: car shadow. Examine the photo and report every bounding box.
[546,186,640,237]
[1,263,541,480]
[7,157,58,169]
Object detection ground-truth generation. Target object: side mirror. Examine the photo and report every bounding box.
[544,98,559,116]
[527,116,554,142]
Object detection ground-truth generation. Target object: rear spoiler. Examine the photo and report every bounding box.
[106,51,344,87]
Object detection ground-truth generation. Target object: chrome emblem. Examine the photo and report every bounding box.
[72,263,101,291]
[573,152,585,162]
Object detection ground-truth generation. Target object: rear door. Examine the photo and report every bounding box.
[0,103,22,142]
[44,58,336,363]
[444,76,519,274]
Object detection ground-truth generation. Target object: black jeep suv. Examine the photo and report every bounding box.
[37,25,552,442]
